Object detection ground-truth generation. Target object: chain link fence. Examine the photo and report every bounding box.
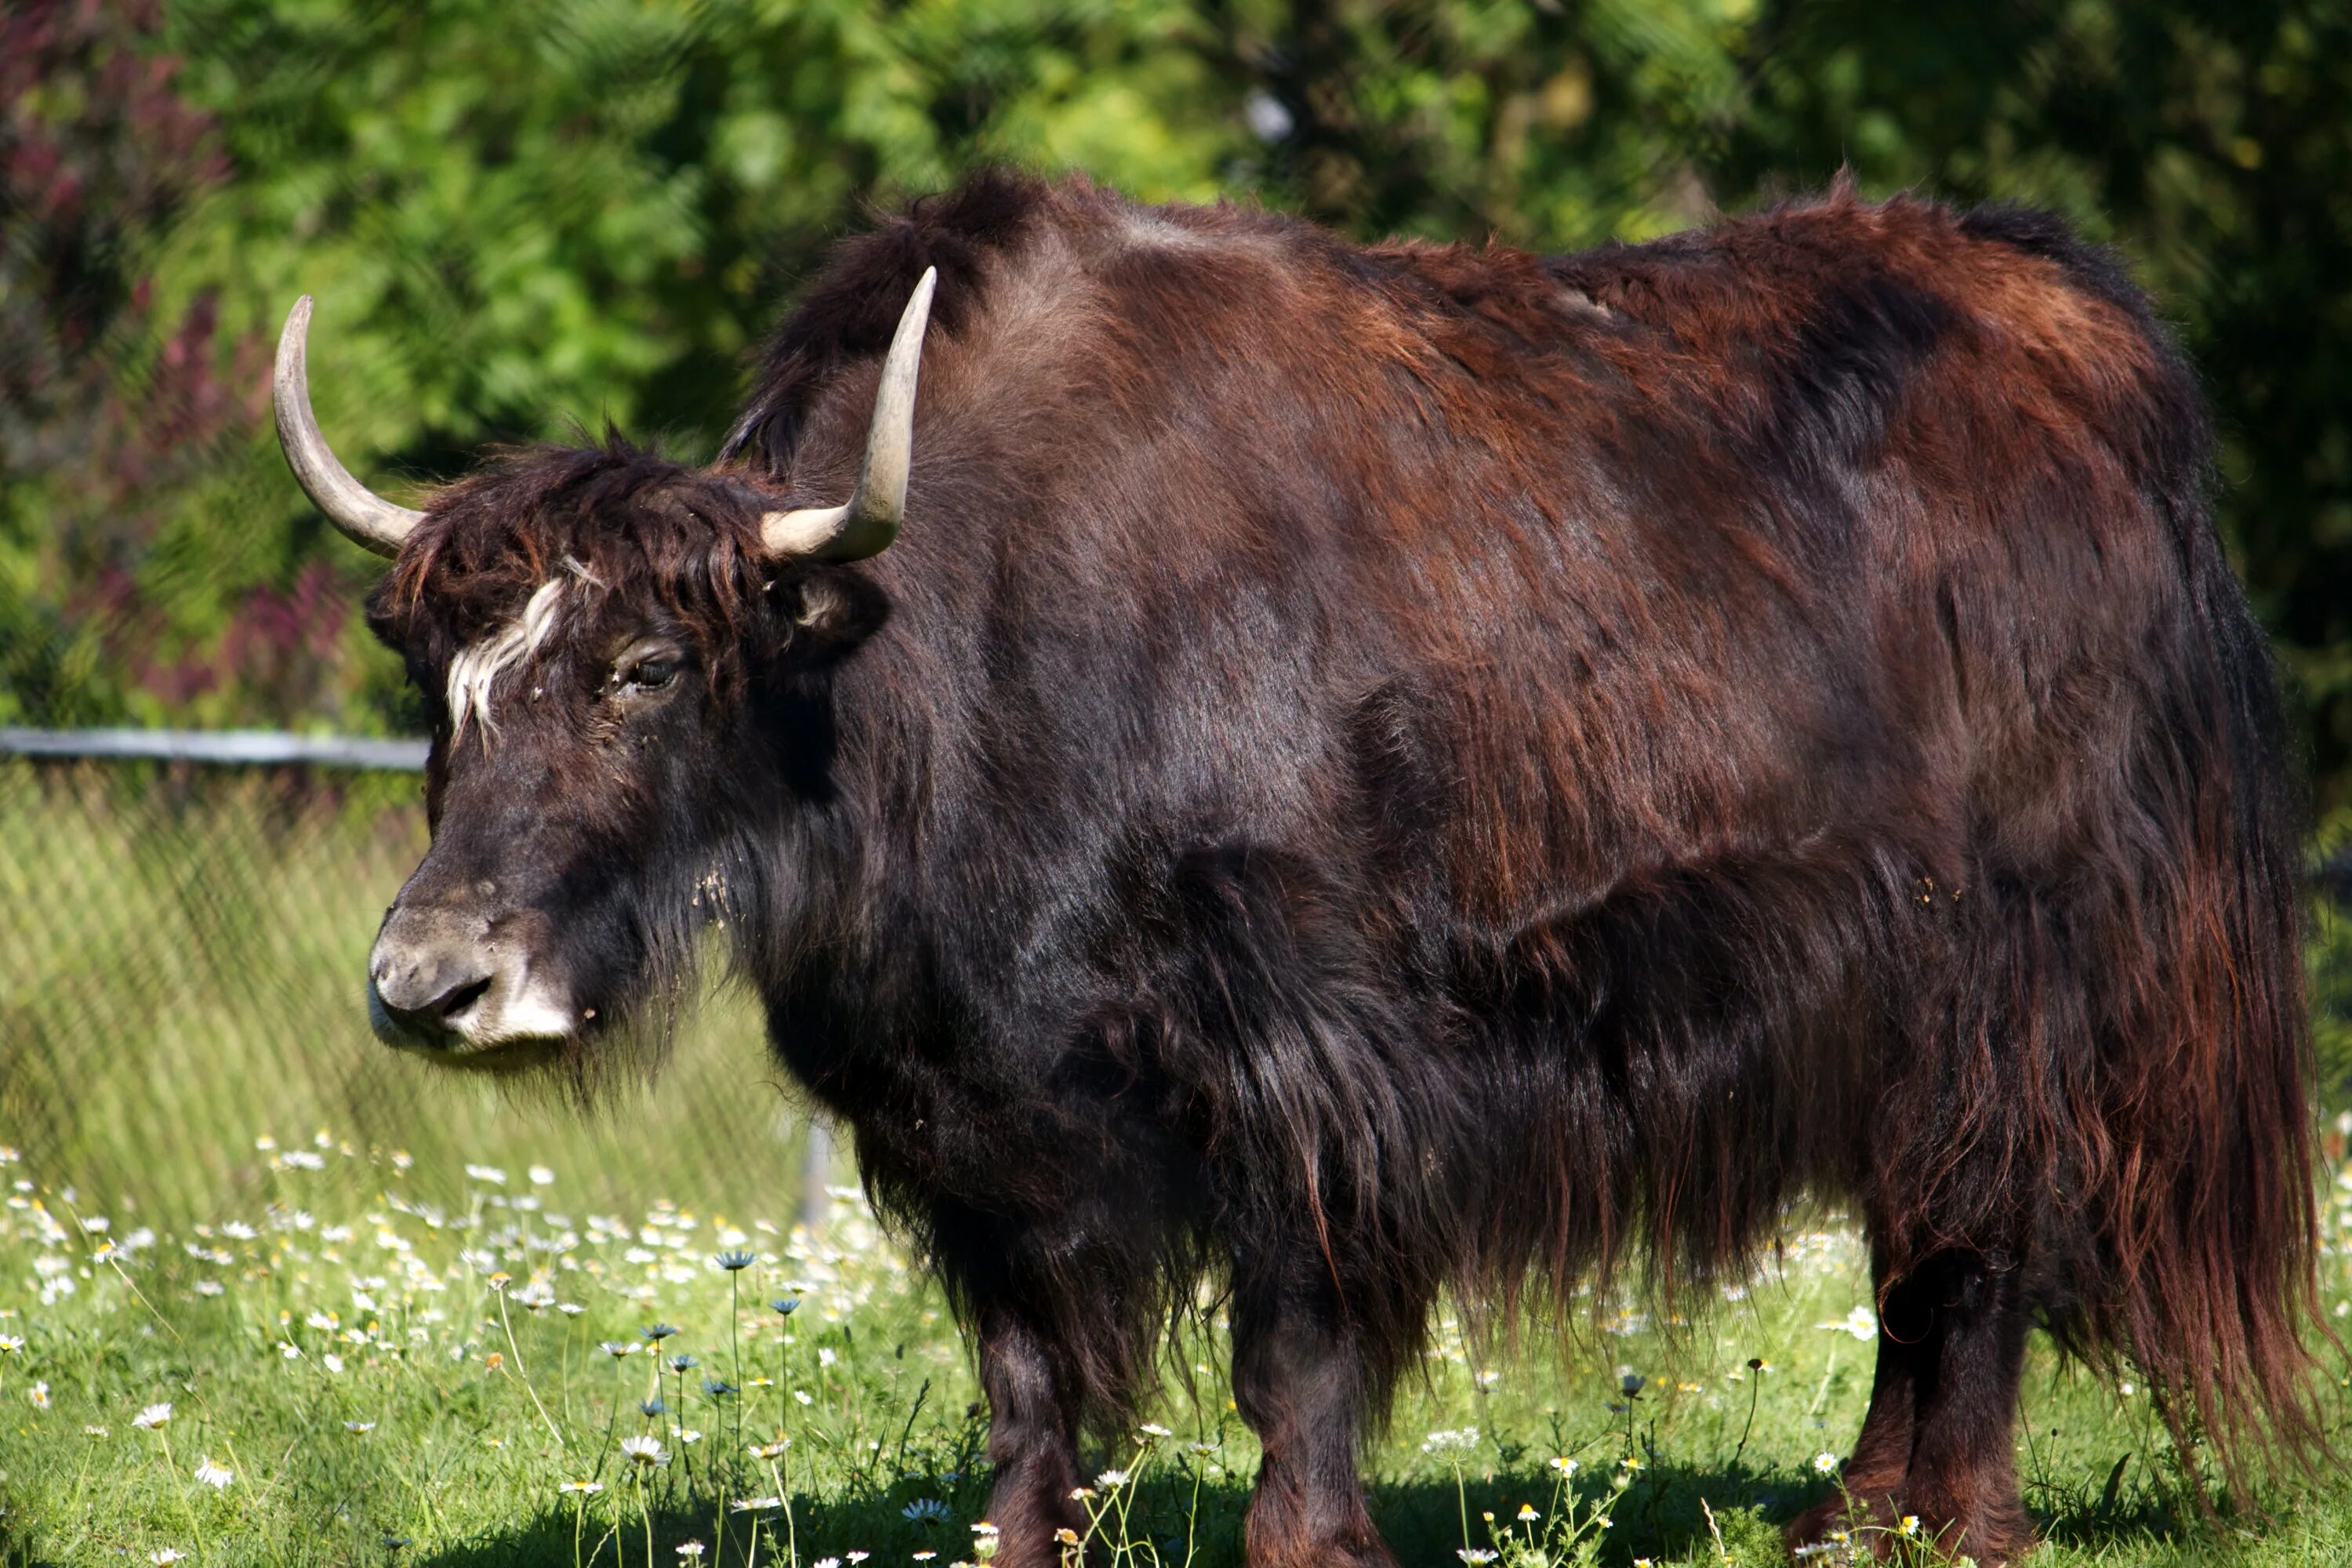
[0,735,830,1229]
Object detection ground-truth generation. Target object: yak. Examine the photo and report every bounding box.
[273,172,2321,1566]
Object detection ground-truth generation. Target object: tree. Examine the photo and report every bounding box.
[0,0,246,725]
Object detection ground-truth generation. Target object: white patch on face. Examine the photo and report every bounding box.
[447,577,567,742]
[445,962,579,1051]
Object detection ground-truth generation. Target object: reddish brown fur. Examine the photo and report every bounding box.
[364,175,2322,1566]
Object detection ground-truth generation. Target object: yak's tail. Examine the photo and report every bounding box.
[2082,533,2325,1494]
[2072,257,2325,1493]
[1926,207,2328,1496]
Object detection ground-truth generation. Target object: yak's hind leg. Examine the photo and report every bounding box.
[1786,1246,2034,1565]
[1230,1242,1412,1568]
[1786,1243,1923,1536]
[1896,1251,2034,1563]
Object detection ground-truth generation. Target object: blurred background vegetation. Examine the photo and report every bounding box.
[9,0,2352,790]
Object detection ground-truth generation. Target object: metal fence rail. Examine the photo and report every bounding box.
[0,727,427,769]
[1,729,831,1229]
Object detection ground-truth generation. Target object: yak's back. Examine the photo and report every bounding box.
[727,175,2223,904]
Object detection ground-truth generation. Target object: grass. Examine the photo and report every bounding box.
[7,759,2352,1564]
[4,1147,2352,1566]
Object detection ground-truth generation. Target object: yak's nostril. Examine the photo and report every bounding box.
[438,975,493,1019]
[372,954,498,1041]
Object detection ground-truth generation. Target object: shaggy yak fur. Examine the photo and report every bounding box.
[359,173,2321,1566]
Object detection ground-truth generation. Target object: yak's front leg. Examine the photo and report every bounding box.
[973,1301,1090,1565]
[936,1209,1101,1568]
[1230,1249,1404,1568]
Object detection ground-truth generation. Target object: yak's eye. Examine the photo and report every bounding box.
[612,644,684,698]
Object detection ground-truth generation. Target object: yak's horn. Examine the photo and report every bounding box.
[760,267,938,561]
[274,296,423,558]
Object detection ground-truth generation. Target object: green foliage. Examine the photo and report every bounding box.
[0,2,248,729]
[143,0,1252,456]
[2,0,1245,733]
[10,0,2352,815]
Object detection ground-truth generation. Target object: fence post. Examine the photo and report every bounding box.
[797,1120,833,1236]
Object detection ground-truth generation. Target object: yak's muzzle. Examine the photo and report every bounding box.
[368,902,576,1055]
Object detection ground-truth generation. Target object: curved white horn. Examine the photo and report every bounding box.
[274,296,423,558]
[761,267,937,561]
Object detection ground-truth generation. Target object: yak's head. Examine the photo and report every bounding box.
[272,273,935,1072]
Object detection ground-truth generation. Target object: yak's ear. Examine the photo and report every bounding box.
[774,566,891,664]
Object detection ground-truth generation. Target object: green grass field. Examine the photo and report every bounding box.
[8,758,2352,1566]
[7,1142,2352,1567]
